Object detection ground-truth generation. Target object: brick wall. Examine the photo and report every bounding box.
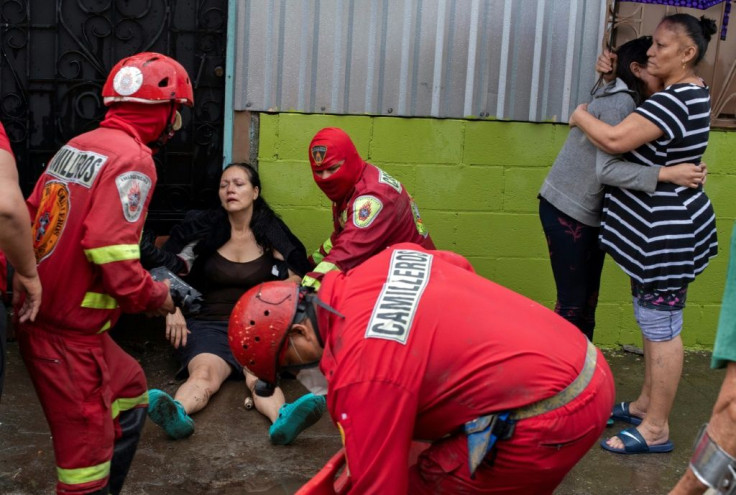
[255,112,736,349]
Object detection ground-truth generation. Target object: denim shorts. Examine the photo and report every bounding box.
[632,296,683,342]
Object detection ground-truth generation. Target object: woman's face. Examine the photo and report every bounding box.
[646,22,694,81]
[219,166,259,213]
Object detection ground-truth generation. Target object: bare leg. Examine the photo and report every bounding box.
[175,353,232,415]
[606,336,682,449]
[628,338,652,419]
[245,369,285,423]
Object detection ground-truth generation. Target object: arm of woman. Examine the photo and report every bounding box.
[165,307,190,349]
[570,104,663,154]
[597,154,706,192]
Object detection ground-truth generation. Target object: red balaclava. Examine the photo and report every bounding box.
[99,102,175,150]
[309,128,366,203]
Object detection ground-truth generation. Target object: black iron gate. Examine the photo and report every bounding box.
[0,0,228,233]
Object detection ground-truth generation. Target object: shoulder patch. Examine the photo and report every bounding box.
[115,171,152,222]
[352,195,383,228]
[33,181,71,263]
[377,168,402,194]
[45,145,108,188]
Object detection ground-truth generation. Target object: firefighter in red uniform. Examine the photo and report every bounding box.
[302,127,434,289]
[17,52,193,495]
[230,243,616,494]
[259,127,436,445]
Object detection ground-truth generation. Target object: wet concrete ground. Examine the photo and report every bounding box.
[0,322,725,494]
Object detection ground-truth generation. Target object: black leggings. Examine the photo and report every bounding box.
[539,197,605,340]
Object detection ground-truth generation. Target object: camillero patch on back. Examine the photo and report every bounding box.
[312,145,327,165]
[352,195,383,228]
[45,145,108,188]
[33,181,70,263]
[116,172,152,222]
[365,249,433,344]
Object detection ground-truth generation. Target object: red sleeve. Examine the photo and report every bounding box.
[330,381,417,494]
[322,193,394,272]
[431,250,476,273]
[0,122,11,154]
[81,161,168,313]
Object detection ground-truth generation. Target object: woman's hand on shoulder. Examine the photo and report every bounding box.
[165,307,190,349]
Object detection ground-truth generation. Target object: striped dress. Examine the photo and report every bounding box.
[599,83,718,291]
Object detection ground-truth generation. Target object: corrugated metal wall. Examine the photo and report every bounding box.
[234,0,606,122]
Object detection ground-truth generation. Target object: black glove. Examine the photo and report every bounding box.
[150,266,203,314]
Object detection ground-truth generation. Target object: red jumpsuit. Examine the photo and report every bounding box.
[304,163,434,288]
[18,114,169,494]
[316,243,615,494]
[0,122,11,401]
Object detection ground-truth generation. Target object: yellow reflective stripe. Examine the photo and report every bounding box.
[57,461,110,485]
[310,238,333,265]
[81,292,119,310]
[110,391,149,420]
[301,276,321,291]
[312,261,338,275]
[311,250,325,265]
[96,321,112,335]
[84,244,140,265]
[321,238,333,255]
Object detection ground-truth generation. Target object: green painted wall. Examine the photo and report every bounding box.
[255,112,736,349]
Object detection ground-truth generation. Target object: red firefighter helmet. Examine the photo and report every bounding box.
[228,281,301,386]
[102,52,194,107]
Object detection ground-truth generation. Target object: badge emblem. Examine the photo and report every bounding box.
[352,195,383,228]
[33,181,70,262]
[311,145,327,165]
[410,199,429,237]
[116,172,152,222]
[113,66,144,96]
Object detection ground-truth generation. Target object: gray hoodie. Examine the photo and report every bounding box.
[539,78,660,227]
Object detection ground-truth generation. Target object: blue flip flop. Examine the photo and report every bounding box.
[601,427,673,454]
[610,401,643,426]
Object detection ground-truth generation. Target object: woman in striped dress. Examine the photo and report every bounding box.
[569,13,718,455]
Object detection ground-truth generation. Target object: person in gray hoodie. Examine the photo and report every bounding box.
[539,36,705,341]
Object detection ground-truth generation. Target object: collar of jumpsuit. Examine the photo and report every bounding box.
[309,128,366,203]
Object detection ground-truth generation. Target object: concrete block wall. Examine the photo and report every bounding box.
[255,112,736,349]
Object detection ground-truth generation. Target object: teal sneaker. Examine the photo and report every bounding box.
[147,389,194,440]
[269,393,327,445]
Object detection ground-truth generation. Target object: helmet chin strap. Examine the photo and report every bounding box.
[296,288,344,349]
[149,101,179,151]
